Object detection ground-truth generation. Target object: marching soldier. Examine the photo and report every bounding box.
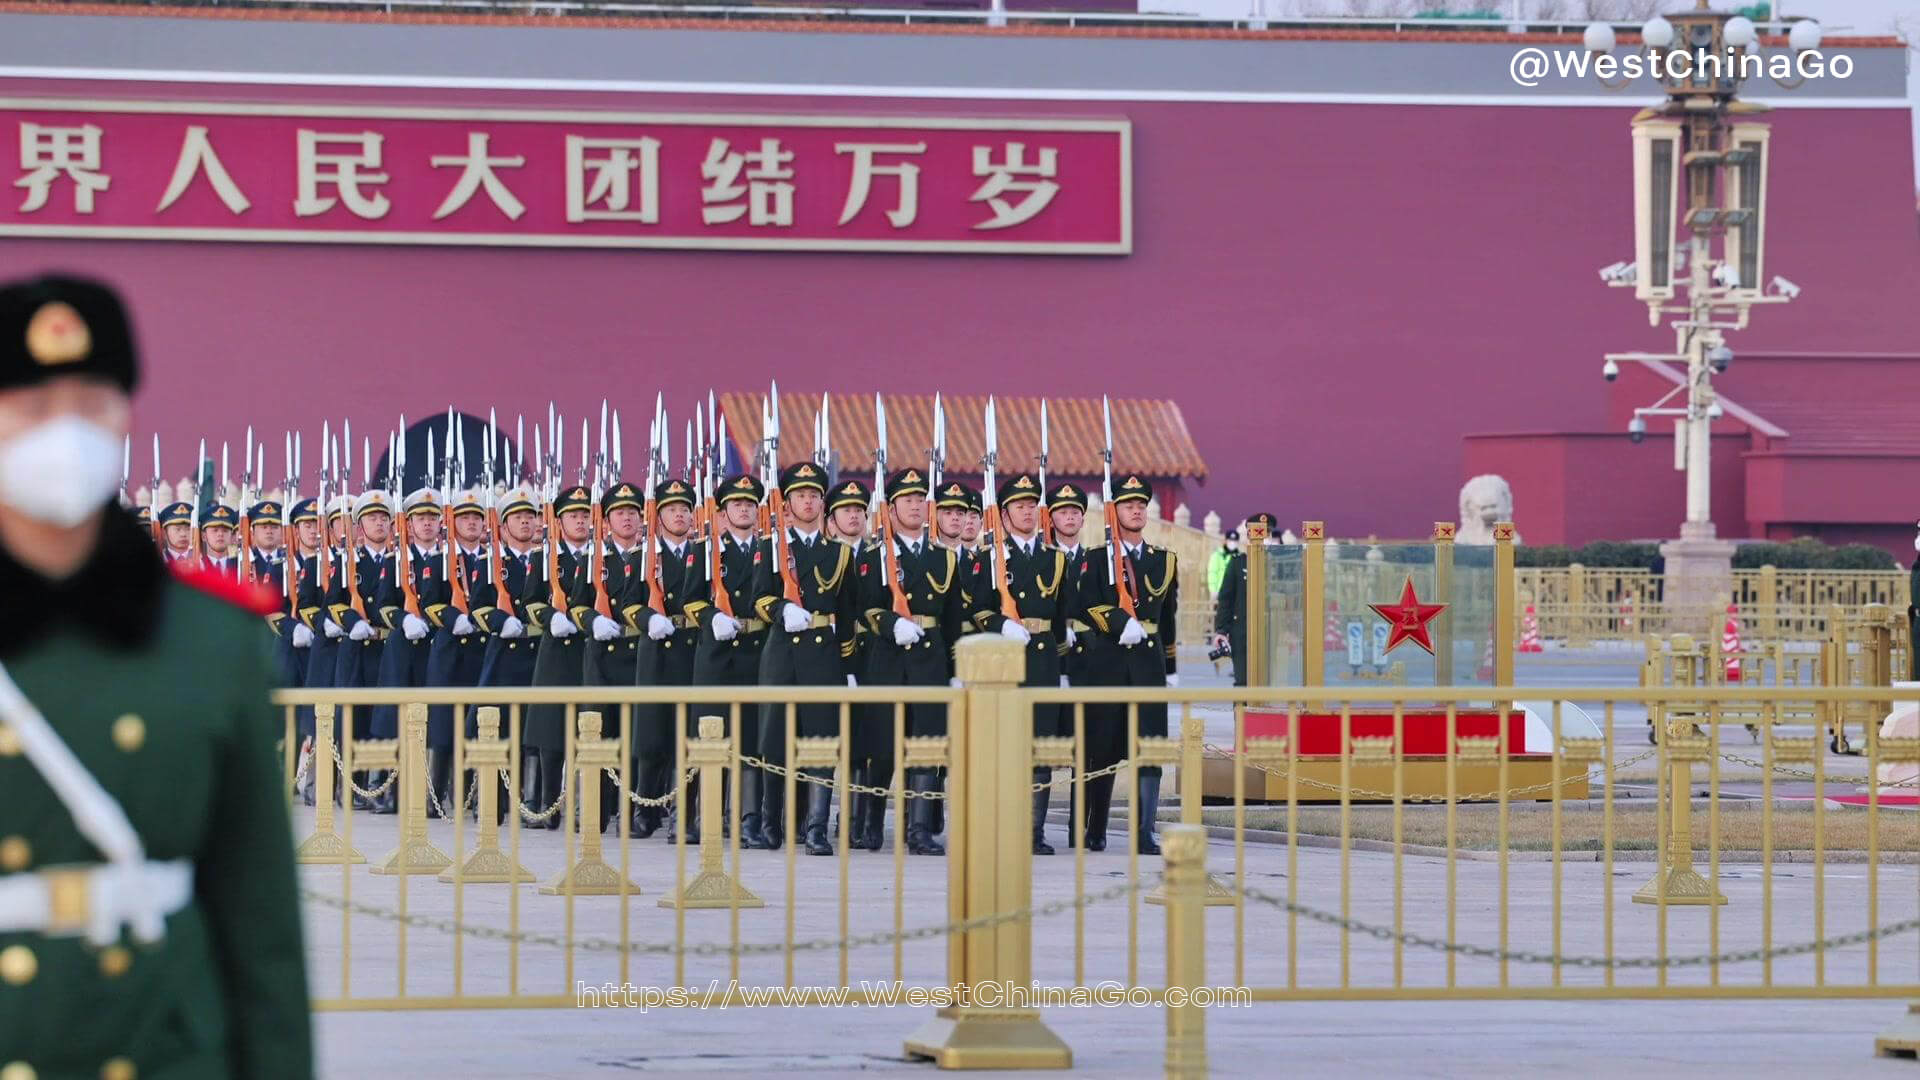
[156,500,194,565]
[971,472,1071,854]
[677,474,771,846]
[751,462,861,854]
[1074,473,1179,854]
[329,490,399,807]
[424,489,492,812]
[932,482,974,552]
[1212,511,1278,688]
[621,479,698,839]
[292,498,344,807]
[371,489,446,813]
[523,484,595,829]
[960,492,984,550]
[0,272,312,1078]
[199,503,242,577]
[856,469,964,854]
[473,486,544,823]
[247,498,299,687]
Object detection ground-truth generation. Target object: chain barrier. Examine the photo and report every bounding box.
[297,879,1142,957]
[1236,883,1920,969]
[510,770,569,824]
[1200,743,1658,803]
[1716,752,1919,789]
[739,755,1132,797]
[329,745,400,801]
[606,766,692,809]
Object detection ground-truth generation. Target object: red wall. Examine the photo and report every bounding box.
[4,76,1918,533]
[1462,431,1748,546]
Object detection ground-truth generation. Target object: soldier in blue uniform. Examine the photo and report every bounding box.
[856,469,965,855]
[1073,473,1180,854]
[328,490,399,807]
[372,489,446,786]
[621,479,699,839]
[199,504,242,578]
[751,462,862,853]
[156,500,195,566]
[424,489,492,813]
[677,474,770,846]
[246,499,301,688]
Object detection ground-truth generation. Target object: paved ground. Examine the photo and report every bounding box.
[305,651,1920,1077]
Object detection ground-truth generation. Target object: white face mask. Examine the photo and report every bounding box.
[0,415,124,528]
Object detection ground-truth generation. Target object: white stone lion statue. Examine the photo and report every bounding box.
[1458,475,1520,546]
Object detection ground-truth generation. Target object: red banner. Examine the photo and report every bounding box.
[0,98,1130,254]
[1245,711,1531,756]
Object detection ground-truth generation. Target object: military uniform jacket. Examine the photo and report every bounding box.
[678,530,769,697]
[620,539,697,752]
[1075,541,1180,682]
[752,530,862,747]
[326,545,398,636]
[476,546,540,637]
[0,509,313,1079]
[524,543,594,752]
[978,536,1072,736]
[856,534,966,748]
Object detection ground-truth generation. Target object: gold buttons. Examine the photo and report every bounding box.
[99,946,132,978]
[0,725,18,756]
[100,1060,136,1080]
[0,945,36,985]
[1,1062,37,1080]
[0,836,28,872]
[110,715,145,753]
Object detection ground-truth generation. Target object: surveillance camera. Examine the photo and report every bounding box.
[1712,265,1741,289]
[1628,416,1647,444]
[1707,345,1733,373]
[1707,402,1725,419]
[1769,275,1801,300]
[1602,358,1620,382]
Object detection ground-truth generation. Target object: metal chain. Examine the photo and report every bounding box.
[1200,743,1657,803]
[1236,884,1920,969]
[328,745,400,800]
[297,879,1142,957]
[605,766,693,809]
[509,770,569,824]
[1717,752,1919,789]
[740,755,1133,797]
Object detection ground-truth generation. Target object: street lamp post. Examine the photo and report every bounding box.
[1586,2,1815,614]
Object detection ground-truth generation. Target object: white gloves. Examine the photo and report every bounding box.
[323,619,344,640]
[1065,626,1078,648]
[499,615,526,639]
[348,620,372,642]
[949,677,965,689]
[1000,621,1032,645]
[1166,674,1181,689]
[893,618,924,647]
[846,674,859,688]
[1118,618,1147,646]
[291,623,314,648]
[402,613,430,641]
[452,613,476,636]
[783,605,814,633]
[647,613,675,640]
[1058,675,1071,689]
[591,615,621,641]
[549,612,578,638]
[710,612,740,641]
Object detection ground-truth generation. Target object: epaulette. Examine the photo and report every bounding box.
[170,563,284,616]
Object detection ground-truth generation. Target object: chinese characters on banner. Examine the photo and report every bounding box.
[0,99,1131,254]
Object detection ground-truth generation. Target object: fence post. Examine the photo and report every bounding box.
[295,702,365,864]
[905,635,1071,1069]
[1148,716,1232,907]
[1432,523,1456,685]
[1567,561,1587,648]
[1494,524,1516,697]
[1758,564,1778,641]
[661,715,765,909]
[1245,518,1270,687]
[540,711,640,896]
[372,703,451,876]
[1162,824,1209,1080]
[440,706,533,884]
[1634,647,1725,906]
[1303,521,1326,687]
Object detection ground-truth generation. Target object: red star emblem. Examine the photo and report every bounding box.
[1368,576,1446,655]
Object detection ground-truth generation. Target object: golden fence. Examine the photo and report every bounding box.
[1518,565,1912,649]
[278,648,1920,1067]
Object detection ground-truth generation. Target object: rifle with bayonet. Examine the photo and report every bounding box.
[395,422,423,620]
[1101,396,1138,620]
[874,395,910,618]
[544,404,567,614]
[980,397,1019,621]
[705,401,735,618]
[444,411,471,623]
[343,421,367,620]
[765,382,803,608]
[643,394,669,617]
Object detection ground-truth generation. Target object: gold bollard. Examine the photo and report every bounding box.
[372,704,452,876]
[1148,715,1231,906]
[541,711,640,896]
[441,707,534,884]
[660,715,763,909]
[905,635,1071,1070]
[295,703,365,865]
[1632,710,1725,906]
[1162,824,1209,1080]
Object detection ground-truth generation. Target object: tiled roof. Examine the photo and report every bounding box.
[717,392,1207,479]
[1735,399,1920,455]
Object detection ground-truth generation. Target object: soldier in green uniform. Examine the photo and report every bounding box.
[524,484,595,828]
[1211,511,1277,688]
[0,273,312,1079]
[620,479,698,839]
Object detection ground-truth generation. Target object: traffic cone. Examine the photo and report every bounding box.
[1619,594,1636,633]
[1325,600,1344,653]
[1519,604,1544,653]
[1722,603,1743,680]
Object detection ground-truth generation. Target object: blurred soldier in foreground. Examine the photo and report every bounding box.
[0,274,312,1078]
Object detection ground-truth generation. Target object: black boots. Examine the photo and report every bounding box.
[906,769,945,855]
[425,750,453,820]
[1032,768,1055,855]
[1135,768,1162,855]
[757,773,786,851]
[804,781,834,856]
[1081,772,1114,851]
